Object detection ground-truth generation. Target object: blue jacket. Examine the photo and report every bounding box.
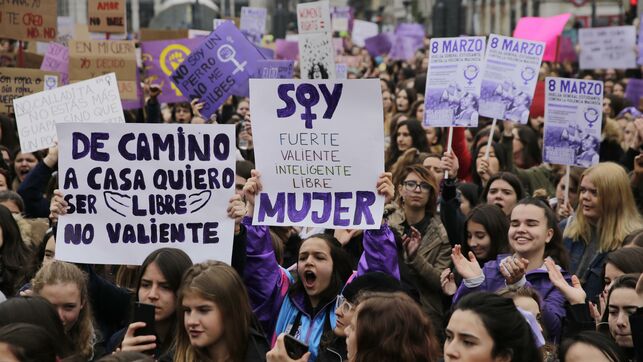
[453,254,570,343]
[242,216,399,361]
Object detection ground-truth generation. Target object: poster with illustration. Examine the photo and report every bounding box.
[543,77,603,168]
[424,37,486,127]
[479,34,545,124]
[299,33,336,79]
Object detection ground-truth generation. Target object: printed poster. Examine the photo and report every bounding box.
[579,26,637,70]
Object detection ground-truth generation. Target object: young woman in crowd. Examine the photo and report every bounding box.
[0,323,61,362]
[481,172,525,217]
[395,87,417,116]
[452,198,570,342]
[10,149,41,191]
[241,170,399,360]
[551,167,582,221]
[559,331,628,362]
[0,203,34,298]
[385,120,430,170]
[471,141,510,191]
[174,261,269,362]
[562,162,643,300]
[603,274,642,360]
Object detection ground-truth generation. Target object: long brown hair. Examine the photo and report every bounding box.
[174,261,253,362]
[353,292,439,362]
[396,164,438,217]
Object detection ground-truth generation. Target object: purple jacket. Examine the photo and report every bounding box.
[241,217,399,360]
[453,254,570,343]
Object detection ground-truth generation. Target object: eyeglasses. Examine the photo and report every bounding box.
[402,180,431,192]
[335,295,355,314]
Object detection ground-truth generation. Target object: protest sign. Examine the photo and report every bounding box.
[638,19,643,65]
[140,28,189,41]
[579,26,637,70]
[424,37,486,127]
[299,33,337,79]
[0,0,57,42]
[625,78,643,108]
[0,67,58,114]
[170,21,263,120]
[55,123,236,265]
[141,38,203,104]
[41,43,69,85]
[394,23,425,49]
[335,55,360,68]
[543,77,603,168]
[513,13,570,62]
[275,40,299,60]
[297,1,332,34]
[36,16,76,54]
[389,35,422,61]
[254,60,294,79]
[365,33,393,57]
[88,0,126,34]
[331,6,351,33]
[479,34,545,124]
[352,20,379,47]
[250,79,384,228]
[13,73,124,152]
[335,64,347,79]
[69,40,138,100]
[240,7,267,45]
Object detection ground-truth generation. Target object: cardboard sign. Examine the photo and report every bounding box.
[170,21,263,119]
[36,16,76,54]
[88,0,126,34]
[240,7,267,45]
[0,0,57,42]
[250,79,385,229]
[141,38,203,104]
[0,67,58,114]
[479,34,545,124]
[424,37,486,127]
[140,28,189,41]
[69,40,138,100]
[55,123,236,265]
[41,43,69,85]
[579,26,637,70]
[13,73,124,152]
[543,77,603,168]
[513,14,571,62]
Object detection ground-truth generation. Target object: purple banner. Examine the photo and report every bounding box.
[253,60,294,79]
[256,46,275,59]
[364,33,392,57]
[40,43,69,85]
[141,38,203,104]
[275,39,299,60]
[394,23,425,49]
[388,35,419,61]
[170,22,264,119]
[625,78,643,108]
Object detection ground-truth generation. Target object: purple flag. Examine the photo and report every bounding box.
[170,22,264,119]
[388,35,419,61]
[141,38,203,104]
[275,39,299,60]
[253,60,294,79]
[40,43,69,85]
[364,33,392,57]
[395,23,425,49]
[625,78,643,108]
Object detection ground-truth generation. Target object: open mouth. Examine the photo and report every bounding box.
[303,271,317,289]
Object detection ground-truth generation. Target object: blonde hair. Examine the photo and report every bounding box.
[173,261,253,362]
[564,162,643,251]
[31,260,96,360]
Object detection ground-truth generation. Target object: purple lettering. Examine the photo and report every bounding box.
[296,83,320,129]
[319,84,343,119]
[258,192,286,222]
[333,192,352,226]
[287,192,311,222]
[311,192,332,223]
[277,84,296,118]
[353,191,376,225]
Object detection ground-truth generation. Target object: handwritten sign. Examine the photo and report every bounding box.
[170,21,263,120]
[0,67,58,114]
[88,0,126,34]
[41,43,69,85]
[254,60,294,79]
[55,123,236,265]
[331,6,351,33]
[513,14,570,62]
[424,37,486,127]
[479,34,545,124]
[298,1,335,79]
[36,16,76,54]
[543,77,603,168]
[13,73,123,152]
[250,79,384,229]
[579,26,637,70]
[297,0,332,34]
[141,38,203,104]
[240,7,267,45]
[69,40,138,100]
[0,0,57,42]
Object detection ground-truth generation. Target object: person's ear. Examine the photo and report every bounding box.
[545,227,554,244]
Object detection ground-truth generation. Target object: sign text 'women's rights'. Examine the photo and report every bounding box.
[55,123,236,265]
[250,79,385,229]
[170,21,263,120]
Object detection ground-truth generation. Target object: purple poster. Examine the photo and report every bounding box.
[625,78,643,108]
[254,60,294,79]
[395,23,425,49]
[364,33,393,57]
[388,35,418,61]
[141,38,203,104]
[275,40,299,60]
[256,46,275,59]
[40,43,69,85]
[170,22,264,119]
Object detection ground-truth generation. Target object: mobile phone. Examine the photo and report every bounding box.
[284,334,309,359]
[133,302,156,337]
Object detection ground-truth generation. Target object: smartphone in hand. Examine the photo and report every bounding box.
[284,334,309,359]
[133,302,156,337]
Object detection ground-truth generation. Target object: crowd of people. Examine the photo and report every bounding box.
[0,15,643,362]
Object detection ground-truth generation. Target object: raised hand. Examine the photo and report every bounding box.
[499,254,529,285]
[401,226,421,260]
[451,244,482,280]
[376,172,394,204]
[266,334,310,362]
[441,151,459,179]
[120,322,156,353]
[242,170,262,216]
[49,189,68,223]
[440,268,457,296]
[477,158,491,184]
[227,194,246,234]
[545,258,585,304]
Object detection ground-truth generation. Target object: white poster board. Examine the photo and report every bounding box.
[13,73,125,153]
[55,123,236,265]
[352,20,379,47]
[297,0,335,79]
[579,26,637,69]
[250,79,384,229]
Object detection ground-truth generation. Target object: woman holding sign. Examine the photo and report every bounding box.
[241,170,399,361]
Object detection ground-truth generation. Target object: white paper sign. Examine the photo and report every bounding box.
[250,79,384,229]
[335,63,347,79]
[479,34,545,124]
[352,20,379,47]
[579,26,637,70]
[299,33,337,79]
[13,73,125,153]
[240,7,267,44]
[424,37,486,127]
[297,0,332,35]
[55,123,236,265]
[543,77,603,167]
